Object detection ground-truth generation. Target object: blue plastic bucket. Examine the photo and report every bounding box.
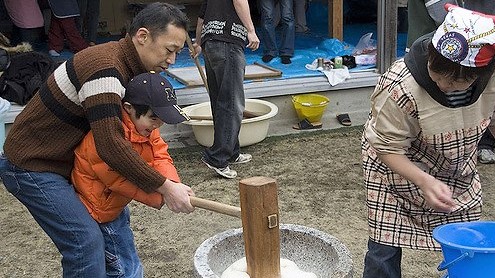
[433,221,495,278]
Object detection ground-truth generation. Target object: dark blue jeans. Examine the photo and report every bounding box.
[0,156,106,277]
[258,0,295,57]
[202,40,246,168]
[100,206,143,278]
[363,239,402,278]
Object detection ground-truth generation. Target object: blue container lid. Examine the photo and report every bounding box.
[433,221,495,253]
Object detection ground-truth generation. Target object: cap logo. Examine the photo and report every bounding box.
[436,31,469,64]
[164,87,177,101]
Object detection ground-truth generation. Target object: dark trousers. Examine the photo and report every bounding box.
[202,40,246,168]
[479,129,495,150]
[363,239,402,278]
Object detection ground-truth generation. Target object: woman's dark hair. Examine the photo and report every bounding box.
[128,2,189,38]
[427,42,489,81]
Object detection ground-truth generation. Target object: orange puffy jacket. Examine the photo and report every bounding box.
[71,111,180,223]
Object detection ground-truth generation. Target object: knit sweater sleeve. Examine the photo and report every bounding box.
[150,130,181,183]
[82,93,166,193]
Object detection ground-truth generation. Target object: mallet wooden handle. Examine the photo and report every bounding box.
[190,196,241,218]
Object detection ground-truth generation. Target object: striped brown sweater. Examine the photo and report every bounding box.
[4,36,166,193]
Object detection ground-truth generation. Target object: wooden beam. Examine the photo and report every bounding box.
[328,0,343,40]
[239,176,280,278]
[377,0,398,73]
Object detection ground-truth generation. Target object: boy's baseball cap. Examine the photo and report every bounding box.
[432,4,495,67]
[124,71,190,124]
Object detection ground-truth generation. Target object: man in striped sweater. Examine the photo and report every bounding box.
[0,3,195,277]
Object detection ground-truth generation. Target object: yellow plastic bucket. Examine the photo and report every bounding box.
[292,94,330,123]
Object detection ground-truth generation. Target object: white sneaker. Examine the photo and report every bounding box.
[230,153,252,165]
[478,149,495,164]
[202,158,237,179]
[48,50,60,57]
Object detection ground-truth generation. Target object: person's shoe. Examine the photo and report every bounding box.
[262,55,275,63]
[48,50,60,57]
[230,153,252,165]
[202,158,237,179]
[478,149,495,164]
[281,56,292,64]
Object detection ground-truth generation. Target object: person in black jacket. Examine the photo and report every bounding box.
[192,0,259,179]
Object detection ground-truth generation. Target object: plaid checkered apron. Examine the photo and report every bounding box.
[362,60,495,250]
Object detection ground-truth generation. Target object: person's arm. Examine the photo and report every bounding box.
[233,0,259,50]
[82,129,194,213]
[377,153,457,212]
[424,0,455,25]
[192,1,206,58]
[150,131,195,213]
[364,79,457,212]
[90,160,165,210]
[192,17,203,59]
[82,93,166,192]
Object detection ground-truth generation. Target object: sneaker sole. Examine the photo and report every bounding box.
[202,159,237,179]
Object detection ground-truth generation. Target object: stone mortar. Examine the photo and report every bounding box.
[193,223,353,278]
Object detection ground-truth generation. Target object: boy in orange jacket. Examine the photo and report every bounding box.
[71,71,193,277]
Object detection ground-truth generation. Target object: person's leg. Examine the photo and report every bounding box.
[58,17,89,53]
[202,40,245,168]
[17,27,44,50]
[258,0,278,58]
[293,0,309,32]
[99,207,144,278]
[278,0,295,58]
[478,129,495,164]
[0,157,106,277]
[76,0,88,35]
[48,14,65,53]
[363,239,402,278]
[86,0,100,44]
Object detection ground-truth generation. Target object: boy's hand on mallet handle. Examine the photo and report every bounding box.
[157,179,195,213]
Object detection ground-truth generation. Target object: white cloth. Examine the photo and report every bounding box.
[305,58,350,86]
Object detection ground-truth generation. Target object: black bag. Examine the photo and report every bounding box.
[0,48,10,72]
[0,51,56,105]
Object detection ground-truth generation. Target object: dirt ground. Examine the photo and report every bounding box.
[2,126,495,278]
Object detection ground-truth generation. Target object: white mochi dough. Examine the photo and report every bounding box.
[221,257,317,278]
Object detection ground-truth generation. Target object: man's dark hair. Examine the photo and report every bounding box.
[128,2,189,38]
[427,42,489,81]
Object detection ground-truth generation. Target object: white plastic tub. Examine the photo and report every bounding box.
[181,99,278,147]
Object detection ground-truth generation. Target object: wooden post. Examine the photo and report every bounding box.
[328,0,343,41]
[239,176,280,278]
[377,0,398,73]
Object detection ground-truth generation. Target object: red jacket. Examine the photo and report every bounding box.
[71,111,180,223]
